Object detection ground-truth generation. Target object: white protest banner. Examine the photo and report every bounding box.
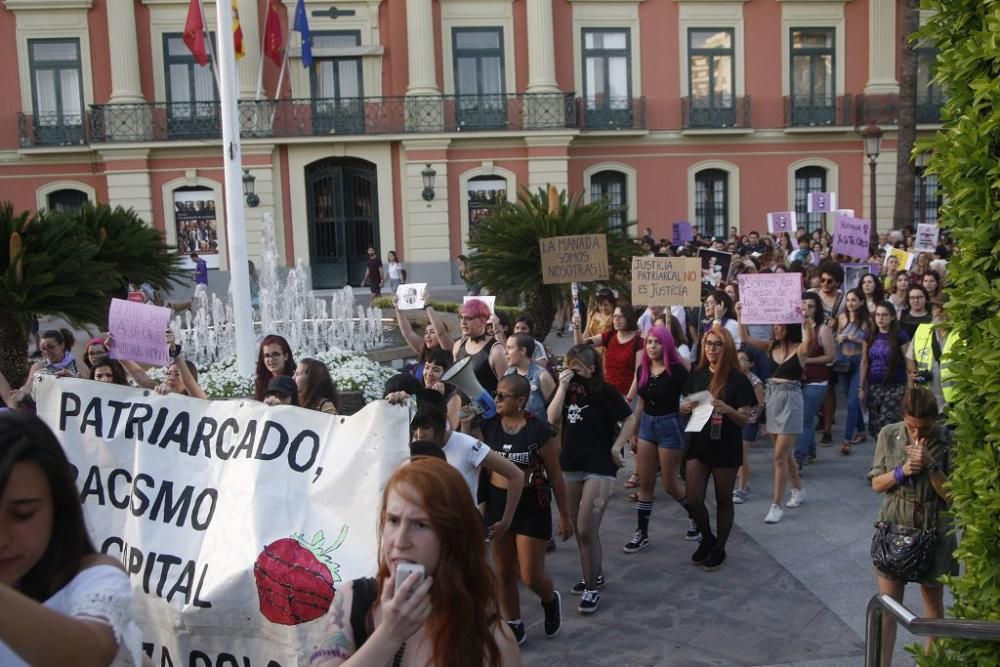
[807,192,838,214]
[737,273,805,324]
[767,211,796,234]
[464,295,496,314]
[35,378,410,667]
[914,223,940,254]
[832,215,871,260]
[538,234,609,284]
[108,297,173,366]
[631,256,701,307]
[395,282,427,310]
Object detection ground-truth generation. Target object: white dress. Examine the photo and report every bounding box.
[0,565,143,666]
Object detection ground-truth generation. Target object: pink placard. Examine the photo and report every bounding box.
[108,298,172,366]
[737,274,804,324]
[832,215,871,260]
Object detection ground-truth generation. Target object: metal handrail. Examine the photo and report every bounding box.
[865,593,1000,666]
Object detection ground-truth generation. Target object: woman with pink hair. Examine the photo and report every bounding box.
[451,298,507,397]
[623,325,693,553]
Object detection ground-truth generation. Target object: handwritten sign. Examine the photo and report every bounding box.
[737,274,804,324]
[913,224,940,254]
[671,221,693,246]
[108,297,172,366]
[767,211,796,234]
[395,282,427,310]
[807,192,838,213]
[631,256,701,307]
[539,234,609,284]
[833,215,871,260]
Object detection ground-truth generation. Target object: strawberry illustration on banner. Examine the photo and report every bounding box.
[254,527,348,625]
[767,211,796,234]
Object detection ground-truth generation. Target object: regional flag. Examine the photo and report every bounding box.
[232,0,245,59]
[183,0,208,66]
[294,0,313,68]
[263,0,284,67]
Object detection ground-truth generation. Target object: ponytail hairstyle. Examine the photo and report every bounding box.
[41,328,76,354]
[638,325,683,389]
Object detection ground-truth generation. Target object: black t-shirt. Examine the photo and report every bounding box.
[682,367,756,450]
[900,311,932,339]
[636,363,689,416]
[366,256,383,283]
[558,380,632,476]
[481,415,554,485]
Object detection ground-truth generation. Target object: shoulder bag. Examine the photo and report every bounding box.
[870,486,937,583]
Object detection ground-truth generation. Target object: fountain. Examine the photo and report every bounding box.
[173,213,386,365]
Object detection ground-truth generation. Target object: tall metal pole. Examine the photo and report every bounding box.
[215,0,256,377]
[869,157,879,229]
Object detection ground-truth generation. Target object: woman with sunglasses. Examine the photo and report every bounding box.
[738,302,814,524]
[680,326,756,569]
[861,302,911,439]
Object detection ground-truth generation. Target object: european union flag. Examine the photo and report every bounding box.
[294,0,312,68]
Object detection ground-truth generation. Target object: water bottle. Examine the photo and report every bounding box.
[710,411,723,440]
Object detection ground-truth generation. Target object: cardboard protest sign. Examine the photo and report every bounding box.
[395,282,427,310]
[464,295,496,314]
[539,234,609,284]
[914,224,940,254]
[832,215,872,260]
[35,378,410,667]
[108,297,172,366]
[631,256,701,307]
[807,192,838,214]
[671,221,693,246]
[737,273,805,324]
[767,211,796,234]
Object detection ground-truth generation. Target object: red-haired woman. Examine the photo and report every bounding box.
[624,325,693,553]
[681,325,757,570]
[309,457,520,666]
[254,335,296,402]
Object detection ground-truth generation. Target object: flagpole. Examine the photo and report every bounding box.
[196,0,221,91]
[269,46,290,127]
[214,0,256,377]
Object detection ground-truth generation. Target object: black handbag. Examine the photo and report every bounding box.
[871,520,937,582]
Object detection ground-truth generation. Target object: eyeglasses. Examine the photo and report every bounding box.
[909,295,925,300]
[459,315,483,323]
[703,340,724,349]
[263,352,285,359]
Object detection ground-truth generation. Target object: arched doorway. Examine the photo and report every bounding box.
[306,157,379,288]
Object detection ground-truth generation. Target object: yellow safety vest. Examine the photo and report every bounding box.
[912,324,936,373]
[939,330,958,405]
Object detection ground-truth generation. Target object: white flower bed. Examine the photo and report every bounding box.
[150,349,396,402]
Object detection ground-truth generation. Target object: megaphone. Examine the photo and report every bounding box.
[442,356,496,419]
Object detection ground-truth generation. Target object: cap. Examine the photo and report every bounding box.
[265,375,298,398]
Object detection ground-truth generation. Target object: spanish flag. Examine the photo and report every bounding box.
[232,0,245,59]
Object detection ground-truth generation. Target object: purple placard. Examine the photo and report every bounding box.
[108,298,172,366]
[832,214,871,260]
[671,221,693,245]
[767,211,796,234]
[807,192,838,213]
[737,273,805,324]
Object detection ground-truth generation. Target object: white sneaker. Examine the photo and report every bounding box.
[764,504,784,524]
[786,488,806,508]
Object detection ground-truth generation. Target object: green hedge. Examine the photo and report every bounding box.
[917,3,1000,665]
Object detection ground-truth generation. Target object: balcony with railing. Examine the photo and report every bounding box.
[682,96,751,130]
[855,90,947,127]
[578,96,645,131]
[16,112,90,147]
[784,94,854,128]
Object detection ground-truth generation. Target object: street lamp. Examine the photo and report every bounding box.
[242,169,259,208]
[914,151,930,227]
[421,164,436,201]
[861,123,883,228]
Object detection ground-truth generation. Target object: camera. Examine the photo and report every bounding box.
[914,370,933,385]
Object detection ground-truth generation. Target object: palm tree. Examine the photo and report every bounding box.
[468,186,640,336]
[0,202,186,386]
[892,0,920,230]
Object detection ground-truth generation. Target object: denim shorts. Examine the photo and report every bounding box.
[638,412,685,450]
[742,421,760,442]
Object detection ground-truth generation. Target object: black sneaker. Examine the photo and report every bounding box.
[507,620,525,646]
[542,591,562,637]
[578,589,600,614]
[570,573,606,595]
[685,518,701,542]
[703,547,727,571]
[623,529,649,553]
[691,536,717,564]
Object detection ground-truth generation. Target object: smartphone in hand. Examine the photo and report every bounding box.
[394,562,425,596]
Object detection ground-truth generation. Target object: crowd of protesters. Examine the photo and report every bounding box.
[0,220,960,666]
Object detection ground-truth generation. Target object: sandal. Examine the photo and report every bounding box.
[627,492,639,502]
[624,473,640,489]
[840,443,851,456]
[851,434,867,445]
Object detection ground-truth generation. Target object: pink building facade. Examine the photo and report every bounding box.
[0,0,943,287]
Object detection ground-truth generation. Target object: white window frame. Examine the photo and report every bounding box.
[36,180,95,212]
[687,159,741,234]
[569,0,642,100]
[161,175,229,270]
[677,1,746,100]
[458,163,517,253]
[582,161,638,237]
[780,1,847,99]
[786,157,839,212]
[440,0,515,97]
